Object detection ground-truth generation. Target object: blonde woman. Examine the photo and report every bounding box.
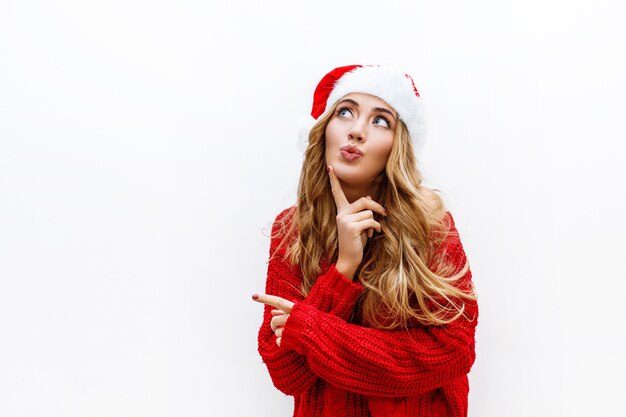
[252,65,478,417]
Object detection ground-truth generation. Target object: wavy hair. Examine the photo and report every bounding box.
[271,101,476,329]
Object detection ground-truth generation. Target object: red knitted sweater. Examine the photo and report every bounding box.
[257,206,478,417]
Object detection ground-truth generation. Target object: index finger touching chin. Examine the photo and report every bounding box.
[328,165,349,210]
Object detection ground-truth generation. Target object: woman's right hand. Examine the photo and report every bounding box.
[328,165,386,275]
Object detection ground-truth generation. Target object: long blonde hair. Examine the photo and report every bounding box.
[272,101,476,329]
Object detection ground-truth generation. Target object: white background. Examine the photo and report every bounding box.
[1,1,625,416]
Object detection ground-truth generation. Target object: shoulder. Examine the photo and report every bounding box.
[269,205,298,251]
[420,188,464,254]
[419,187,448,223]
[273,205,297,226]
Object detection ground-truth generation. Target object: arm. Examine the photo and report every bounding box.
[279,212,478,398]
[257,207,365,395]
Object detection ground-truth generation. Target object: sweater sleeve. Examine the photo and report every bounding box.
[279,212,478,398]
[257,207,365,396]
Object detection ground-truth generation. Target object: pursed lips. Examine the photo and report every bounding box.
[340,146,363,162]
[341,145,363,155]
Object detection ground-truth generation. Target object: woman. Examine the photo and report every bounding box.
[252,64,478,417]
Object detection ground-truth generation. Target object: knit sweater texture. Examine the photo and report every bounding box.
[257,206,478,417]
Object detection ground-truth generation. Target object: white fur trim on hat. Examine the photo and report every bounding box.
[297,115,316,154]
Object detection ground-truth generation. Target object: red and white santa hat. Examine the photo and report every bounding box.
[298,64,427,155]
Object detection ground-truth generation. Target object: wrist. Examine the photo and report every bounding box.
[335,259,357,281]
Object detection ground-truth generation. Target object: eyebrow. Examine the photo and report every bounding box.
[337,98,397,120]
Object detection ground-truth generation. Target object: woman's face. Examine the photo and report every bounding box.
[324,92,396,190]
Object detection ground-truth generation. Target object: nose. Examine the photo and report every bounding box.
[348,117,366,142]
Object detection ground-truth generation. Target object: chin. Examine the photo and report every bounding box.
[333,165,370,185]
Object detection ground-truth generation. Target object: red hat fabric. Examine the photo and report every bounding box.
[298,64,427,155]
[311,65,363,119]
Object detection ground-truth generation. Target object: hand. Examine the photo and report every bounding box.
[328,165,386,269]
[252,293,295,347]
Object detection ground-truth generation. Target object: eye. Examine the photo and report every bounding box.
[373,115,391,128]
[336,106,353,118]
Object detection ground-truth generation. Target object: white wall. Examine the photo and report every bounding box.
[1,1,625,416]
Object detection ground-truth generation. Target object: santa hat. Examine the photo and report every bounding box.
[297,64,427,155]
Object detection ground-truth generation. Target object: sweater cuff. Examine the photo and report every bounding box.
[280,302,316,355]
[303,263,364,318]
[325,262,364,295]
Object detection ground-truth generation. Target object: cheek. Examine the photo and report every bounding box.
[324,122,343,154]
[371,137,394,161]
[325,121,340,143]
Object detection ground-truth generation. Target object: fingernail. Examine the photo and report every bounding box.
[252,294,259,300]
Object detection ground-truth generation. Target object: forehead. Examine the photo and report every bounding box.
[340,92,396,113]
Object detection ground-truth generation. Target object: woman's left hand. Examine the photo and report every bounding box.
[252,293,295,346]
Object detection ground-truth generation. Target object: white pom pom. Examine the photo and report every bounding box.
[296,115,317,154]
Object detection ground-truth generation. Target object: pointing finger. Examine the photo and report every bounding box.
[328,166,349,211]
[252,293,294,313]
